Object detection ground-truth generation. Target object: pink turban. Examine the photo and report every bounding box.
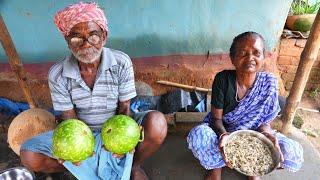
[54,2,108,36]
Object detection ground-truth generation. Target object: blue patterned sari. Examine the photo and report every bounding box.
[187,72,304,172]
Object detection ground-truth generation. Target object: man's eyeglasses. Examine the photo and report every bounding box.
[68,34,102,47]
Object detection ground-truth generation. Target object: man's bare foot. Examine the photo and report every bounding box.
[248,176,262,180]
[131,166,148,180]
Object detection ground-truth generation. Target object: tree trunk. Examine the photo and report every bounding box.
[281,10,320,134]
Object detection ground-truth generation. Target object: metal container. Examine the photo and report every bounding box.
[0,167,35,180]
[223,130,281,176]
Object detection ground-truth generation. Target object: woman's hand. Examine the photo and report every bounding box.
[218,133,229,148]
[218,132,233,168]
[261,131,284,164]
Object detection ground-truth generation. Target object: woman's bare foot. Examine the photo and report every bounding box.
[131,166,148,180]
[205,169,222,180]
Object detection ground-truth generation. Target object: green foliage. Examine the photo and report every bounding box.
[309,87,320,98]
[294,18,313,31]
[293,113,304,129]
[291,0,320,15]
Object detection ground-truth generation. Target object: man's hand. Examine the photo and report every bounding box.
[218,133,233,168]
[57,152,95,166]
[261,131,284,163]
[59,109,78,123]
[112,149,135,158]
[103,145,135,158]
[57,159,82,166]
[117,100,131,116]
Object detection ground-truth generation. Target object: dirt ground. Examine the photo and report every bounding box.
[0,94,319,179]
[298,94,320,152]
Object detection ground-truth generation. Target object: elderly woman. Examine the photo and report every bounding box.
[187,32,303,180]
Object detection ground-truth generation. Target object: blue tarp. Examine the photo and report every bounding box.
[0,98,29,116]
[1,89,207,117]
[0,98,61,116]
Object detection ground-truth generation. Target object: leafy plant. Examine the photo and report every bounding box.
[309,87,320,98]
[293,113,304,129]
[291,0,320,15]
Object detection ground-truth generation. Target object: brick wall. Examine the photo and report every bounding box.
[277,39,320,92]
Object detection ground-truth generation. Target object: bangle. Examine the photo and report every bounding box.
[260,131,269,134]
[219,132,229,140]
[260,131,275,135]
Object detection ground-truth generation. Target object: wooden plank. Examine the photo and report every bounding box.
[157,80,212,92]
[0,14,36,108]
[175,112,207,123]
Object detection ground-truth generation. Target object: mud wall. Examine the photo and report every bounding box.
[0,0,292,107]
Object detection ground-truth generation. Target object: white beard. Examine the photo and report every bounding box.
[71,46,103,64]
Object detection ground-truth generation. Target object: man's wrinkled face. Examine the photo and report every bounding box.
[66,21,106,64]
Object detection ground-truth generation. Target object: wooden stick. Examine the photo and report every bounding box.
[281,10,320,134]
[297,107,319,113]
[0,14,36,108]
[157,80,212,92]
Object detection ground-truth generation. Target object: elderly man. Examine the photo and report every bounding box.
[20,2,167,180]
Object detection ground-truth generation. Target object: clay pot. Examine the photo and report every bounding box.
[285,14,316,32]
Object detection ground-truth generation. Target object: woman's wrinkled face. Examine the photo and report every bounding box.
[232,35,265,73]
[66,21,106,64]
